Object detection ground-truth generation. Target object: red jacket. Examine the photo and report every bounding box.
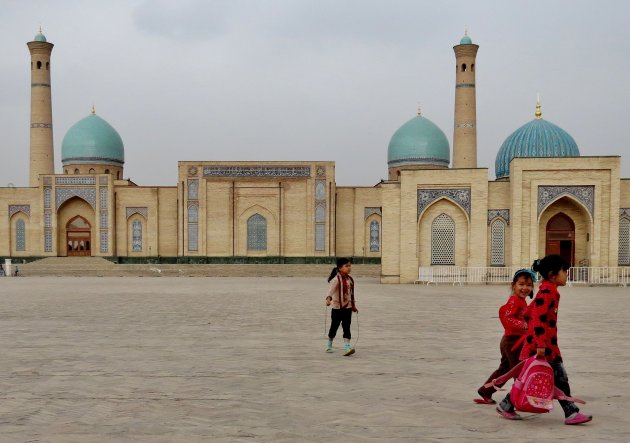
[499,295,528,336]
[519,280,562,363]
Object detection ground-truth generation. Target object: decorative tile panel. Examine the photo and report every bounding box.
[56,188,96,210]
[44,229,52,252]
[100,231,108,253]
[455,122,476,128]
[418,188,471,218]
[364,207,382,220]
[316,166,326,177]
[188,166,198,176]
[538,185,594,217]
[44,188,52,209]
[56,177,96,185]
[100,212,108,229]
[203,166,311,177]
[43,176,52,186]
[9,205,31,218]
[126,207,148,219]
[620,208,630,218]
[99,176,109,185]
[100,187,108,210]
[487,209,510,225]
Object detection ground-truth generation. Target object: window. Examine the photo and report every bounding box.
[431,213,455,265]
[620,218,630,266]
[74,169,80,174]
[490,219,506,266]
[247,214,267,251]
[16,219,26,251]
[462,63,467,72]
[188,204,198,251]
[132,219,142,252]
[369,220,380,252]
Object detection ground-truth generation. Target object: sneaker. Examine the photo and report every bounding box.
[325,341,333,353]
[565,412,592,425]
[343,343,355,356]
[496,406,522,420]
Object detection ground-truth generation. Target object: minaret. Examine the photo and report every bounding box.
[452,31,479,169]
[27,28,55,186]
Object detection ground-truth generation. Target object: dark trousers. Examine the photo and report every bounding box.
[478,335,522,398]
[552,362,579,417]
[328,308,352,340]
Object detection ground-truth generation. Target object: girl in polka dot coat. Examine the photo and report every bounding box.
[497,255,592,425]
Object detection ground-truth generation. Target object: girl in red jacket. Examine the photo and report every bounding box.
[475,269,535,405]
[496,255,592,424]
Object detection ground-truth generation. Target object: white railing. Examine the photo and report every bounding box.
[415,266,630,286]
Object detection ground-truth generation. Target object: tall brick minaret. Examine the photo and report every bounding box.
[452,31,479,169]
[27,28,55,186]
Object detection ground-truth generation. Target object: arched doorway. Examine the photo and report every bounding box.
[546,213,574,266]
[66,216,92,256]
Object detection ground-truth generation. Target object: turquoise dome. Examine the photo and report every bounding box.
[460,34,472,44]
[62,113,124,165]
[495,116,579,179]
[388,115,450,168]
[34,32,47,42]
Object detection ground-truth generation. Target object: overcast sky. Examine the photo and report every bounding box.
[1,0,629,187]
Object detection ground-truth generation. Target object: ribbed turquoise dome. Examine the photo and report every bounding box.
[388,115,450,168]
[460,34,472,44]
[34,32,47,42]
[62,113,124,165]
[495,117,579,179]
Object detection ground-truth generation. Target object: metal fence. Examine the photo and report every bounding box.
[415,266,630,286]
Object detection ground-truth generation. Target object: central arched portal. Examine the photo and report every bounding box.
[66,216,92,256]
[545,213,574,266]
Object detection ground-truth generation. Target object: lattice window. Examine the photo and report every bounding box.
[16,219,26,251]
[188,204,198,251]
[431,213,455,265]
[132,219,143,252]
[247,214,267,251]
[313,224,324,251]
[370,220,380,252]
[188,179,198,200]
[620,218,630,266]
[490,219,506,266]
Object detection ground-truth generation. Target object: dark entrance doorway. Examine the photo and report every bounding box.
[66,216,92,256]
[545,213,574,266]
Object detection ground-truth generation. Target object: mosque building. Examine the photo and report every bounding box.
[1,30,629,283]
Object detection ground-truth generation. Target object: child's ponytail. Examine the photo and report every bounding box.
[531,255,570,281]
[327,257,351,282]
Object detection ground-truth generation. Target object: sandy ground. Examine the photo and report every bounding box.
[0,276,627,442]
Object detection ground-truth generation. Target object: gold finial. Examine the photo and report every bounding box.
[535,94,542,119]
[416,103,422,116]
[465,28,468,36]
[91,105,96,115]
[39,25,43,34]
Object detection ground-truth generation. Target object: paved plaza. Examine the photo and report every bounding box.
[0,276,628,442]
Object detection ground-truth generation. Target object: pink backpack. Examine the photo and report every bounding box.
[486,356,585,414]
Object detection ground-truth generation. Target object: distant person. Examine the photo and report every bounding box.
[475,269,535,405]
[324,258,358,356]
[496,255,593,424]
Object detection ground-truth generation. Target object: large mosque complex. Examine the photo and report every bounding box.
[1,30,629,283]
